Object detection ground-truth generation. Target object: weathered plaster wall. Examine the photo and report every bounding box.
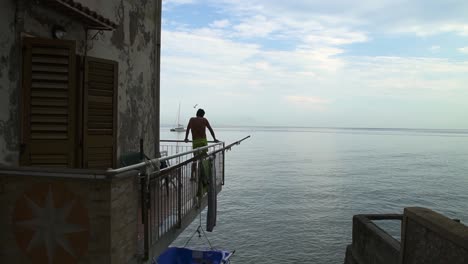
[0,0,20,166]
[0,0,160,166]
[78,0,159,160]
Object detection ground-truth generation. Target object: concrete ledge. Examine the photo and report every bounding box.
[0,166,138,180]
[403,207,468,250]
[345,244,359,264]
[401,207,468,264]
[349,214,401,264]
[345,208,468,264]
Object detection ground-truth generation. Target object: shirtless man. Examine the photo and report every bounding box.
[184,109,218,149]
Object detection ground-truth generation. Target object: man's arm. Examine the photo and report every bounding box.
[184,119,192,142]
[206,119,218,142]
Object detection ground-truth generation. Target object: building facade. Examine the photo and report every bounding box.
[0,0,161,168]
[0,2,235,263]
[0,1,166,263]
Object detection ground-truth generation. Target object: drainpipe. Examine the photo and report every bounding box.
[153,0,162,159]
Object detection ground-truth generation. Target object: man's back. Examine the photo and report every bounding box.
[188,117,209,140]
[185,109,218,143]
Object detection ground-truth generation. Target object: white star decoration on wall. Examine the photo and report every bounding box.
[15,186,86,264]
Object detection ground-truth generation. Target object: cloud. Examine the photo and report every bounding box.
[162,0,197,12]
[210,19,231,28]
[254,61,271,71]
[194,1,370,49]
[303,30,368,46]
[393,23,468,37]
[162,28,468,106]
[219,91,251,97]
[233,15,281,38]
[214,0,468,39]
[164,0,195,5]
[429,45,440,52]
[163,30,260,61]
[286,96,331,104]
[458,47,468,54]
[226,13,368,49]
[285,96,332,112]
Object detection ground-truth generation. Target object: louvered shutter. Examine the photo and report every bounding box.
[83,57,117,169]
[21,38,77,167]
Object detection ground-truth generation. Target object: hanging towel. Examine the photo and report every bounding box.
[197,158,210,198]
[206,156,217,232]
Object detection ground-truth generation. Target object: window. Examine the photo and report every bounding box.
[20,37,117,169]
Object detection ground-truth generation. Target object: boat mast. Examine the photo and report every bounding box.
[177,102,181,126]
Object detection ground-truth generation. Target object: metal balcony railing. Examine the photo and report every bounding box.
[124,136,249,260]
[146,141,225,238]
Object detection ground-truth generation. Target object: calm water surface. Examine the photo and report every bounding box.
[161,127,468,263]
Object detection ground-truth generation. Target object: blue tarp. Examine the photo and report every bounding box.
[156,247,233,264]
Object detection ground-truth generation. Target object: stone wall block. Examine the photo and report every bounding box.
[110,174,139,264]
[401,207,468,264]
[1,173,114,264]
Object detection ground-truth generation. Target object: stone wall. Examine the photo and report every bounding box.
[0,0,160,166]
[0,168,140,264]
[110,174,139,264]
[400,207,468,264]
[345,214,401,264]
[344,208,468,264]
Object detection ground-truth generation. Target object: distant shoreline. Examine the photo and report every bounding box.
[161,125,468,133]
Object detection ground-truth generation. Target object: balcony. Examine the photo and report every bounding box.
[0,139,244,264]
[140,140,227,260]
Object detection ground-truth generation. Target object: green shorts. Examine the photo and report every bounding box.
[192,138,208,154]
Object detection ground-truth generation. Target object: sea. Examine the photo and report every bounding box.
[160,126,468,263]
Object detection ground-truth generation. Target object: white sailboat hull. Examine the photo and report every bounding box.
[170,125,185,132]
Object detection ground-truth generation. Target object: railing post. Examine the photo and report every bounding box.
[222,142,226,185]
[139,139,149,261]
[177,167,182,228]
[140,138,145,225]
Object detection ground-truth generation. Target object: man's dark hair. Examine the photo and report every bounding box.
[196,108,205,117]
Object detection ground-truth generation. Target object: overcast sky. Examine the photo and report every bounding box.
[160,0,468,129]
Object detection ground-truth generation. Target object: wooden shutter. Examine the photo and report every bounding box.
[83,57,117,169]
[21,38,77,167]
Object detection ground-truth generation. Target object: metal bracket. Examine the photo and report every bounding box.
[89,29,104,41]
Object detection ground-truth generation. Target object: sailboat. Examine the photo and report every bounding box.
[170,103,185,132]
[170,124,185,132]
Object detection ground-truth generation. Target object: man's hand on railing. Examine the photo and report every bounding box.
[214,139,220,143]
[184,138,189,143]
